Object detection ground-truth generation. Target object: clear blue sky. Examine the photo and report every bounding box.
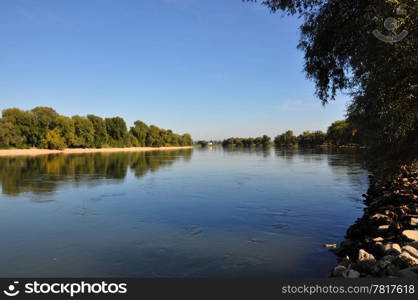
[0,0,349,140]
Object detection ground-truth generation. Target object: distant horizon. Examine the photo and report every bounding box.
[0,0,349,140]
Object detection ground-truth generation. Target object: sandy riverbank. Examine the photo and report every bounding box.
[0,146,194,157]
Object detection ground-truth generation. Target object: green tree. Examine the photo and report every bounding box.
[261,135,271,146]
[298,130,326,147]
[0,107,192,150]
[128,133,139,147]
[146,125,163,147]
[130,120,149,147]
[327,120,357,146]
[222,136,271,147]
[87,115,108,148]
[249,0,417,175]
[45,128,67,150]
[181,133,193,146]
[56,115,76,147]
[0,119,26,148]
[105,117,129,147]
[2,108,36,146]
[71,116,95,148]
[274,130,298,147]
[31,107,60,147]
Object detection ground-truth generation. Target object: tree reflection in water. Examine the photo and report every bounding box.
[0,149,193,196]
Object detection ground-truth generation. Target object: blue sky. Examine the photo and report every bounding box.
[0,0,349,140]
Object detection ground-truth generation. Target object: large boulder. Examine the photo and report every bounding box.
[358,249,376,263]
[402,230,418,242]
[357,249,376,271]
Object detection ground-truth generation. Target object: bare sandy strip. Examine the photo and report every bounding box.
[0,146,194,157]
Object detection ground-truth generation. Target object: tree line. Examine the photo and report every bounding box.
[0,107,193,150]
[222,120,359,147]
[222,135,271,147]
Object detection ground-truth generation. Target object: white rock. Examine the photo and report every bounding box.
[383,243,402,255]
[373,237,384,242]
[358,249,376,265]
[410,218,418,226]
[378,225,390,232]
[402,245,418,259]
[399,252,418,266]
[402,230,418,242]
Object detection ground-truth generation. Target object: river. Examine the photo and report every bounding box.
[0,147,368,277]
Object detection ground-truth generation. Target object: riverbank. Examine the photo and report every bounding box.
[0,146,194,156]
[331,168,418,278]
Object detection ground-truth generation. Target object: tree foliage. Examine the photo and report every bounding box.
[0,119,26,148]
[45,128,66,150]
[0,107,193,149]
[223,120,359,148]
[105,117,129,147]
[274,130,298,147]
[297,130,326,147]
[248,0,418,174]
[130,120,149,147]
[72,116,95,148]
[222,135,272,147]
[326,120,358,146]
[87,115,108,148]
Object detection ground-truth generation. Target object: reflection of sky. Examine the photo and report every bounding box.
[0,148,368,277]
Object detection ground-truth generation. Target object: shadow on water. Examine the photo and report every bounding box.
[0,149,193,196]
[222,145,272,158]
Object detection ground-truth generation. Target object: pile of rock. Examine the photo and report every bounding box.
[331,168,418,278]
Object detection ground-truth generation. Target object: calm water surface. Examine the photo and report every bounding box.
[0,147,368,277]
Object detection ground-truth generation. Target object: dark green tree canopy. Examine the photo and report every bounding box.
[130,120,149,147]
[72,116,95,148]
[274,130,298,147]
[87,114,108,148]
[105,117,129,147]
[222,135,272,147]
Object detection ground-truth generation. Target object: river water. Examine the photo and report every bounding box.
[0,147,368,277]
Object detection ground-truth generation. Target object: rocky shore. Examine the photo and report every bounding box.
[331,168,418,278]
